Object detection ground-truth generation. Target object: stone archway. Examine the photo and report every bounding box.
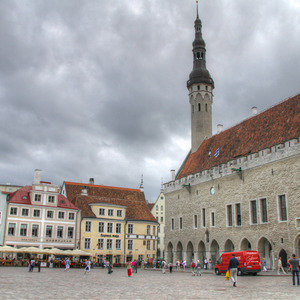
[210,239,220,266]
[240,238,252,250]
[257,237,273,269]
[186,241,194,265]
[176,241,183,262]
[224,239,235,252]
[197,241,206,264]
[278,249,288,268]
[166,242,173,264]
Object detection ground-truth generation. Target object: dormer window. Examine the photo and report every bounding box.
[34,194,41,202]
[99,208,105,216]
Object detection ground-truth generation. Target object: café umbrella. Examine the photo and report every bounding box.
[0,245,18,253]
[17,247,46,254]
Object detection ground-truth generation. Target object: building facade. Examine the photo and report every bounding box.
[150,190,165,259]
[164,4,300,270]
[62,180,159,265]
[0,184,22,246]
[4,170,79,250]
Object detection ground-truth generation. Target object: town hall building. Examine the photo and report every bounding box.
[164,3,300,270]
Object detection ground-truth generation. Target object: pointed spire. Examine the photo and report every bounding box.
[187,0,214,89]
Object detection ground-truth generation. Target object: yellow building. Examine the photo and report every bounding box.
[62,180,158,265]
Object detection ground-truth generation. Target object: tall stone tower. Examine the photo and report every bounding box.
[187,1,214,153]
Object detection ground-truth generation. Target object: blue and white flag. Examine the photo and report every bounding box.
[214,148,220,157]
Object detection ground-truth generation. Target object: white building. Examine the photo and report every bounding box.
[4,170,80,250]
[150,190,165,259]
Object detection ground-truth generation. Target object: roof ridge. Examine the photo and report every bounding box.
[64,181,141,192]
[210,93,300,139]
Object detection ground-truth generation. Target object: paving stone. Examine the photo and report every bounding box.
[0,267,298,299]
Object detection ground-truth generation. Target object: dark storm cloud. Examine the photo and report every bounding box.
[0,0,299,201]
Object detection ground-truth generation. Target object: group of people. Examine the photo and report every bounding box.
[277,255,300,286]
[228,254,300,287]
[28,257,41,272]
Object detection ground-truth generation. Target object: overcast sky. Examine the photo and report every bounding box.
[0,0,299,202]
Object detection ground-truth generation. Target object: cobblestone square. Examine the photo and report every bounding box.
[0,267,298,300]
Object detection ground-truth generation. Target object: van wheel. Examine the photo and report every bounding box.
[237,269,242,276]
[215,269,220,275]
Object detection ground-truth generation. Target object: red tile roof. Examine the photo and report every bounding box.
[64,182,157,222]
[178,94,300,179]
[8,185,79,210]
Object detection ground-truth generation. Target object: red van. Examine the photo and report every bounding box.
[215,251,261,276]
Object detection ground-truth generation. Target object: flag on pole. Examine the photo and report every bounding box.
[214,148,220,157]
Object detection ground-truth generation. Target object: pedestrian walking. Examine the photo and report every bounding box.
[162,261,166,274]
[133,259,138,273]
[288,254,299,286]
[277,257,286,275]
[228,253,239,287]
[182,260,186,271]
[262,258,268,272]
[196,260,201,276]
[30,257,35,272]
[191,260,196,276]
[84,259,91,274]
[208,258,212,270]
[107,261,113,274]
[176,260,180,271]
[204,258,208,270]
[127,261,132,277]
[37,259,41,272]
[168,262,173,273]
[64,257,70,272]
[49,258,53,268]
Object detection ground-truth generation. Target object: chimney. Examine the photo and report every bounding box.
[89,178,94,185]
[217,124,223,133]
[252,106,258,115]
[170,169,175,181]
[139,174,144,192]
[81,186,88,195]
[33,169,42,184]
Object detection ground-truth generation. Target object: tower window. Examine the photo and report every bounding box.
[205,104,208,112]
[192,105,194,113]
[197,85,200,90]
[196,52,201,59]
[198,103,201,112]
[201,52,204,59]
[205,86,208,91]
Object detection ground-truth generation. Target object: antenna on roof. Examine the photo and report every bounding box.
[139,174,144,192]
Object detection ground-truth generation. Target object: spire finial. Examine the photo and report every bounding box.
[196,0,199,19]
